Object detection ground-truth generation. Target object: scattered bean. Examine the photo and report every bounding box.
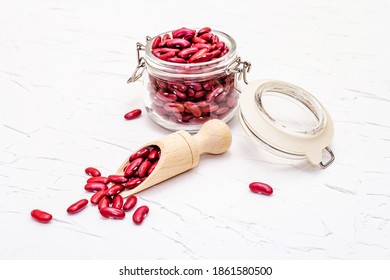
[31,209,52,223]
[249,182,273,196]
[132,205,149,225]
[67,199,88,214]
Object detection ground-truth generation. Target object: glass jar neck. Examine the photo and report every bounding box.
[144,30,237,81]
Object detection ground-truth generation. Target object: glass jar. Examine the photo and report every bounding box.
[128,29,250,132]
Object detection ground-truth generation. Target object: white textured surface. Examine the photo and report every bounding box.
[1,0,389,260]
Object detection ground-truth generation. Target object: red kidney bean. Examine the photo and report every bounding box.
[90,190,106,205]
[193,37,207,44]
[129,147,150,162]
[67,199,88,214]
[84,182,108,192]
[124,157,144,177]
[31,209,52,223]
[156,91,177,102]
[98,197,111,210]
[108,175,128,184]
[172,27,195,39]
[206,85,224,102]
[189,49,213,63]
[211,34,220,44]
[249,182,273,196]
[85,167,101,177]
[210,49,221,58]
[156,80,168,89]
[148,148,160,161]
[167,57,187,63]
[194,90,205,99]
[162,33,171,41]
[132,205,149,225]
[171,89,187,99]
[105,184,125,197]
[87,176,109,184]
[156,51,176,61]
[199,32,213,42]
[123,195,137,211]
[147,161,158,176]
[198,27,211,35]
[192,43,213,51]
[100,207,125,219]
[186,82,203,91]
[164,102,185,113]
[124,109,142,120]
[184,102,202,117]
[166,38,191,48]
[112,194,124,209]
[138,160,152,178]
[125,177,145,189]
[216,41,225,51]
[152,36,161,49]
[177,47,198,58]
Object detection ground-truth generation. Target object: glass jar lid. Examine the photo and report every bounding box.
[239,79,335,168]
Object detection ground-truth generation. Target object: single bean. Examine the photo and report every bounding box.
[211,34,220,44]
[122,195,137,211]
[193,37,207,44]
[199,32,213,42]
[147,161,158,176]
[125,177,145,189]
[184,102,202,117]
[85,167,101,177]
[129,147,150,162]
[67,199,88,214]
[84,182,108,192]
[108,175,128,184]
[216,41,225,51]
[100,207,125,219]
[112,194,124,209]
[188,48,209,63]
[124,157,144,177]
[164,102,185,113]
[177,47,199,58]
[152,36,161,49]
[249,182,273,196]
[156,47,181,53]
[198,27,211,35]
[192,43,213,51]
[171,89,187,99]
[194,90,205,99]
[210,49,221,58]
[124,109,142,120]
[132,205,149,225]
[206,85,224,102]
[167,57,187,63]
[156,80,168,90]
[186,82,203,91]
[31,209,52,223]
[105,184,125,196]
[156,91,177,102]
[87,176,109,184]
[138,160,152,178]
[98,197,111,210]
[148,148,160,161]
[172,28,195,39]
[90,190,106,205]
[156,51,176,61]
[166,38,191,48]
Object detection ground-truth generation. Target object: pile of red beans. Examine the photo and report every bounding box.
[31,145,161,225]
[147,27,238,125]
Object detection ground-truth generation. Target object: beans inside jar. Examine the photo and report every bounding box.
[144,27,240,129]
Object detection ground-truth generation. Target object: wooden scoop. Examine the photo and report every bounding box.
[117,119,232,198]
